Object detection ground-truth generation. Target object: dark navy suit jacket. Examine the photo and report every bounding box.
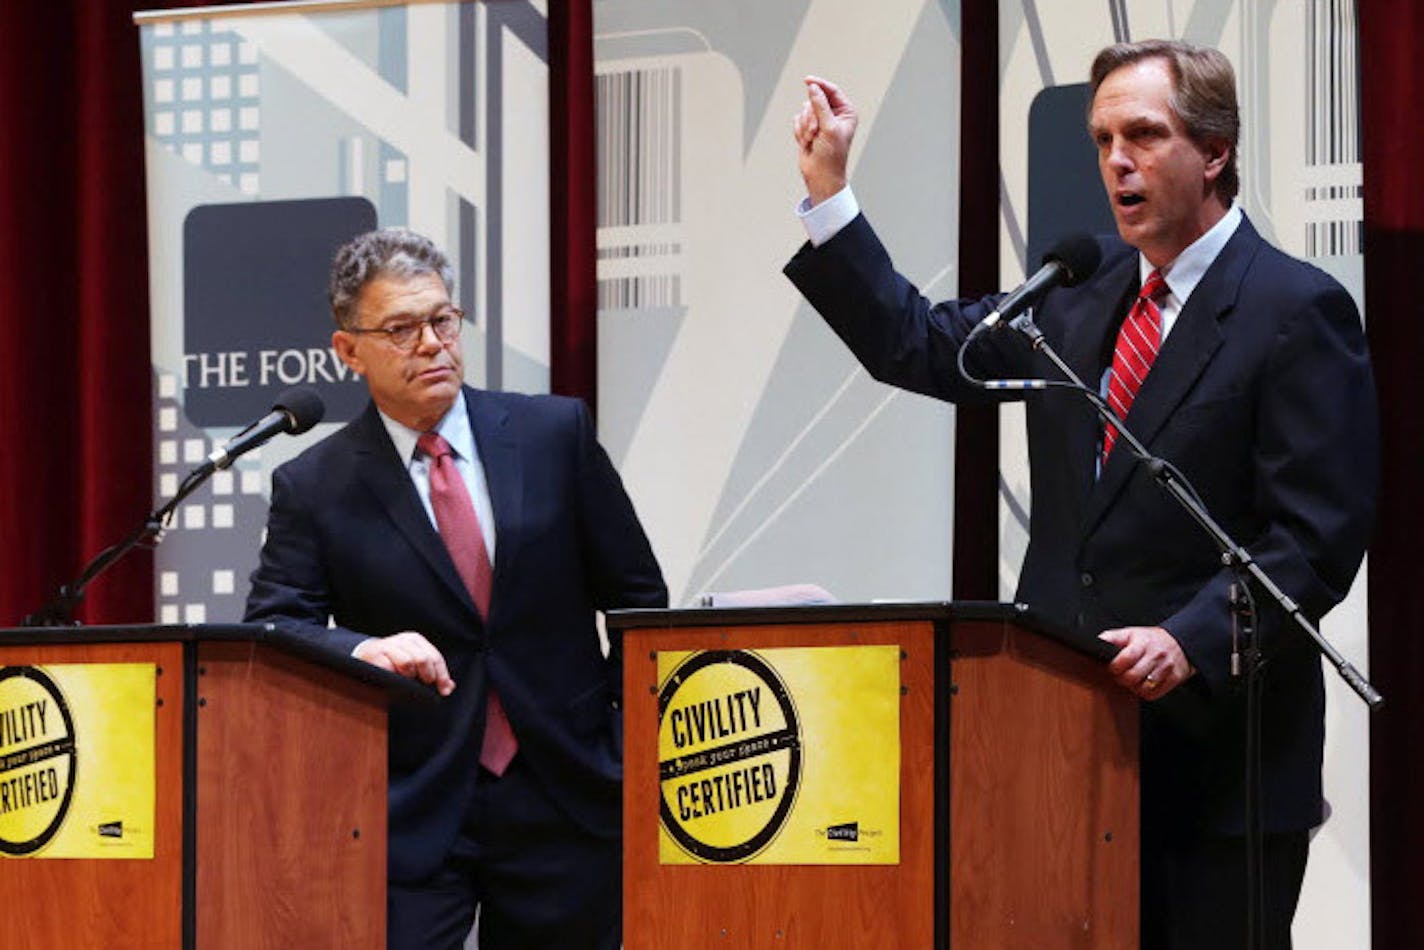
[785,213,1377,836]
[245,386,667,881]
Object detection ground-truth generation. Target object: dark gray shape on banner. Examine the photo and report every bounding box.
[1026,83,1116,271]
[182,196,377,427]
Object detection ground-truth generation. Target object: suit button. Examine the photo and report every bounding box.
[1080,572,1094,588]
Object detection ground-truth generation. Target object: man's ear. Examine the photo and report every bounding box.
[1201,137,1230,183]
[332,330,364,377]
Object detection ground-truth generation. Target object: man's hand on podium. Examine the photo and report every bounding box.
[355,631,456,696]
[1100,625,1194,700]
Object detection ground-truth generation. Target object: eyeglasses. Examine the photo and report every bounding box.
[347,307,465,350]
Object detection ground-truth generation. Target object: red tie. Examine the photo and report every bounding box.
[417,432,518,776]
[1102,270,1167,465]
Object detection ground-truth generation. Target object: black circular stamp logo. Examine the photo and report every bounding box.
[0,666,78,856]
[657,650,802,863]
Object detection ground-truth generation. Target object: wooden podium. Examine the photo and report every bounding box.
[610,602,1139,949]
[0,622,424,949]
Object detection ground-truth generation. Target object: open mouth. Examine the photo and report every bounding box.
[1118,193,1146,207]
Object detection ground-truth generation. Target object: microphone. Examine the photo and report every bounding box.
[203,387,325,473]
[975,233,1102,333]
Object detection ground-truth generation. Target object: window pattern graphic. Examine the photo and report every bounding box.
[146,20,263,194]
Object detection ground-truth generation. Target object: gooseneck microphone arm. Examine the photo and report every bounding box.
[22,467,212,627]
[955,233,1105,392]
[22,387,325,627]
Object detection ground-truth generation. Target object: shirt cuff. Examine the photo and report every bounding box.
[797,186,860,247]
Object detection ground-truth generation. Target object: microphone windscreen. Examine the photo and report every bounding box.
[274,387,326,434]
[1041,234,1102,287]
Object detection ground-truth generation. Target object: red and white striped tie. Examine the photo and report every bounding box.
[1102,269,1167,465]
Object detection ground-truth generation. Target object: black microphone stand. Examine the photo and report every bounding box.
[22,460,221,627]
[960,313,1383,950]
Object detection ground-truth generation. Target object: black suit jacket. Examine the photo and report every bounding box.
[245,386,667,881]
[785,213,1377,835]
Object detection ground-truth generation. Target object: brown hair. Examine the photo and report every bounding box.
[1089,40,1240,202]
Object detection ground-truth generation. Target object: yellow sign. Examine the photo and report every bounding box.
[657,645,900,865]
[0,664,156,859]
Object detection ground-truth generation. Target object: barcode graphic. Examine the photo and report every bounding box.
[1304,0,1361,257]
[1306,220,1359,258]
[596,67,682,228]
[598,242,682,260]
[598,274,682,310]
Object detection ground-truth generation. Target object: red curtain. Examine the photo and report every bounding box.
[1359,1,1424,943]
[0,0,179,626]
[953,0,1001,600]
[548,0,598,408]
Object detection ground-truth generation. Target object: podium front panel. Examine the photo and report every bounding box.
[623,618,937,949]
[947,621,1138,948]
[195,641,386,948]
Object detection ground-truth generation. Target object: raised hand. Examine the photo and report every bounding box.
[793,75,859,206]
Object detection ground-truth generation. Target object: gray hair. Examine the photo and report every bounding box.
[328,227,456,329]
[1089,39,1241,202]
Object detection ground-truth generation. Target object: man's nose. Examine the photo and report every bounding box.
[415,321,442,351]
[1105,139,1133,172]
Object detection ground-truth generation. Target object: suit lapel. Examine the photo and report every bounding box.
[465,386,522,606]
[1082,218,1261,537]
[350,402,481,619]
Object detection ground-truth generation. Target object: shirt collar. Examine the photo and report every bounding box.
[377,390,475,466]
[1140,203,1243,305]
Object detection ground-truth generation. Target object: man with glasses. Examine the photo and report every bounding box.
[245,228,667,948]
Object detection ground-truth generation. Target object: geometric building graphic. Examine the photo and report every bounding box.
[146,19,264,196]
[593,0,962,607]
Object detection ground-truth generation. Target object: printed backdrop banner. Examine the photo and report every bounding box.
[136,0,551,626]
[996,4,1369,946]
[656,645,900,865]
[593,1,961,607]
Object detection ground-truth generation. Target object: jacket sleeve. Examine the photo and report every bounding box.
[566,398,668,705]
[244,463,370,657]
[783,212,1034,403]
[570,398,668,613]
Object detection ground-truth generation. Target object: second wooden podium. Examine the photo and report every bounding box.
[610,602,1139,949]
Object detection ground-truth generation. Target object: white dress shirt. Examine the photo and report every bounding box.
[1139,202,1242,343]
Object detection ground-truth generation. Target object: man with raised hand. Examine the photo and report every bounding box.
[785,42,1376,947]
